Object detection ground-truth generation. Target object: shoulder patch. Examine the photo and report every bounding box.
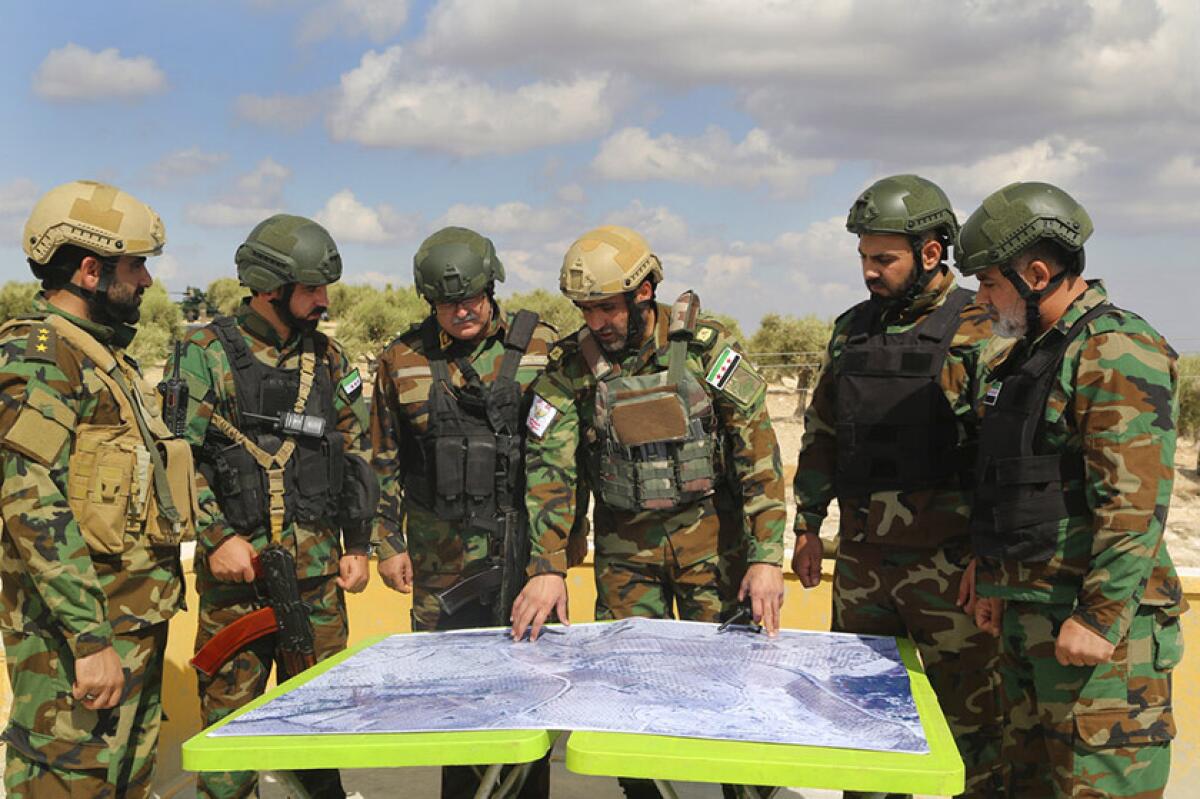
[23,324,56,362]
[692,324,718,349]
[705,345,766,407]
[339,368,364,403]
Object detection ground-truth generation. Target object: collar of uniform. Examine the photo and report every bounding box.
[31,293,128,347]
[436,302,506,357]
[882,268,956,326]
[235,298,299,352]
[1031,279,1108,347]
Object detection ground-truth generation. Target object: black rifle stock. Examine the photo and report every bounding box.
[257,545,317,676]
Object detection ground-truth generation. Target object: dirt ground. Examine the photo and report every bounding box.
[766,389,1200,568]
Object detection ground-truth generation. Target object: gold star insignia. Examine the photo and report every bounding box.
[35,344,47,352]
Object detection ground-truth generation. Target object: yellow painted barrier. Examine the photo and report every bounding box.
[0,560,1195,796]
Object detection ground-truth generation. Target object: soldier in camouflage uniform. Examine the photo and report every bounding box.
[371,227,558,798]
[171,214,377,799]
[0,180,197,797]
[510,226,786,798]
[958,182,1184,798]
[791,175,1004,799]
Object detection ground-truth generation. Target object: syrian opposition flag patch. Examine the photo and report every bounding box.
[705,346,742,391]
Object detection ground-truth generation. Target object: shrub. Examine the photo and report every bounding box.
[1179,354,1200,440]
[502,289,580,335]
[0,281,39,324]
[129,284,183,365]
[205,278,248,316]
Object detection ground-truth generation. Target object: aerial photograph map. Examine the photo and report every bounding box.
[213,618,927,754]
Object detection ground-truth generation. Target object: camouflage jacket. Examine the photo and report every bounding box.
[0,297,184,658]
[370,307,557,577]
[169,301,371,591]
[975,281,1184,646]
[525,301,786,576]
[794,270,996,549]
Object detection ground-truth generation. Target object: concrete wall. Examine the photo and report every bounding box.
[1,561,1196,797]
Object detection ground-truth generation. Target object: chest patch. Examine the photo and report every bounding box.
[983,383,1002,407]
[526,395,559,438]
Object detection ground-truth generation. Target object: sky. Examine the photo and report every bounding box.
[2,0,1197,350]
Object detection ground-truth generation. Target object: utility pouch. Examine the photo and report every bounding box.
[67,425,137,554]
[434,436,467,520]
[213,444,269,533]
[144,438,199,545]
[465,436,497,499]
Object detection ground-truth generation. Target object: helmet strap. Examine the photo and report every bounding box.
[999,261,1070,340]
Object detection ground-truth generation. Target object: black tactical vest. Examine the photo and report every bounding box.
[834,287,974,494]
[971,303,1116,561]
[205,317,344,533]
[403,311,538,534]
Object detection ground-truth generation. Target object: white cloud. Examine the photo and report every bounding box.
[234,93,324,131]
[299,0,409,44]
[927,137,1104,199]
[603,202,692,253]
[328,46,615,155]
[33,44,166,102]
[151,252,182,285]
[556,183,586,205]
[186,159,291,228]
[1155,155,1200,189]
[592,126,834,195]
[437,202,569,235]
[148,147,228,186]
[498,249,553,285]
[314,190,423,246]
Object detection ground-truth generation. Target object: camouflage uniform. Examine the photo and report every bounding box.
[370,307,558,631]
[794,270,1004,798]
[370,306,556,799]
[171,301,371,799]
[974,281,1184,798]
[0,298,187,798]
[525,302,786,622]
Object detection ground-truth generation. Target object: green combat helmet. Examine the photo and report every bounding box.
[235,214,342,292]
[955,181,1092,276]
[413,226,504,303]
[846,174,959,239]
[956,181,1093,337]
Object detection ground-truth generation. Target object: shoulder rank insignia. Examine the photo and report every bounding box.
[693,325,718,348]
[24,325,56,362]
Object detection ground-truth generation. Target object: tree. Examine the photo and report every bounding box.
[337,286,427,364]
[502,289,580,335]
[1179,354,1200,441]
[0,281,39,324]
[748,313,833,386]
[129,283,183,366]
[205,278,248,317]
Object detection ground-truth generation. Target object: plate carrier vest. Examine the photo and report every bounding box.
[403,310,539,534]
[583,291,721,513]
[971,303,1116,561]
[206,317,343,539]
[834,287,975,494]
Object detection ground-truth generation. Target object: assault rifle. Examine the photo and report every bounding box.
[191,545,317,678]
[435,509,527,626]
[158,339,189,437]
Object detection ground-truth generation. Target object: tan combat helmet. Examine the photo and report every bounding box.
[559,225,664,302]
[23,180,165,265]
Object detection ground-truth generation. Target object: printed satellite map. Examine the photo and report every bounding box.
[213,618,927,753]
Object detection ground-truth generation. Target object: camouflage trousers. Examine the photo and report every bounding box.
[999,601,1180,798]
[833,542,1004,799]
[594,553,729,623]
[2,623,168,799]
[194,576,348,799]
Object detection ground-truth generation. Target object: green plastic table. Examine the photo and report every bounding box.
[565,636,964,797]
[184,632,962,797]
[182,635,556,797]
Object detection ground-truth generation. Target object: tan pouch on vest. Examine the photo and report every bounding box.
[67,424,141,554]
